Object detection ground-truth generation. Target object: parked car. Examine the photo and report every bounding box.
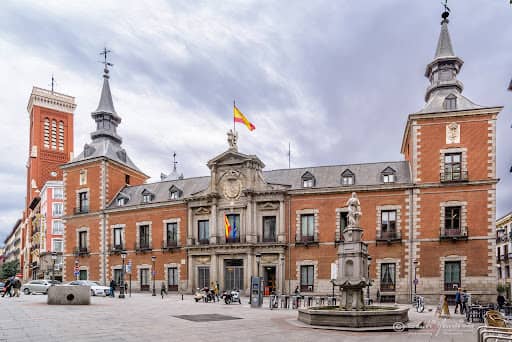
[65,280,111,296]
[21,280,60,295]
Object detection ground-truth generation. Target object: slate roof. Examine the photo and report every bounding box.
[72,138,142,172]
[107,160,411,209]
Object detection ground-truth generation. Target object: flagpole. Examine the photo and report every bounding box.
[233,100,236,134]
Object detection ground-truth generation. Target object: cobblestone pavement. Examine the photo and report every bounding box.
[0,293,481,341]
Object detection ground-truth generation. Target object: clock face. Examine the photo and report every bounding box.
[50,171,58,177]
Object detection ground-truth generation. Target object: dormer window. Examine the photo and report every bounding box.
[443,94,457,110]
[141,189,154,203]
[302,171,315,188]
[381,167,396,184]
[170,191,179,200]
[341,169,355,186]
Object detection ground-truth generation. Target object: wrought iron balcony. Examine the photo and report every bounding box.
[109,243,125,255]
[161,240,179,251]
[225,237,241,244]
[135,242,152,253]
[74,207,89,215]
[198,238,210,245]
[295,235,318,246]
[73,247,90,256]
[440,227,468,241]
[440,170,468,183]
[376,231,402,244]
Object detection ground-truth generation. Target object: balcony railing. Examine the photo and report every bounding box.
[440,227,468,241]
[135,242,152,253]
[73,247,90,256]
[225,237,241,244]
[74,207,89,215]
[295,235,318,246]
[444,282,460,291]
[162,240,178,250]
[376,231,401,244]
[198,238,210,245]
[380,283,396,292]
[440,170,468,183]
[109,243,125,255]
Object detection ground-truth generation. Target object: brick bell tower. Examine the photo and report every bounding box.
[26,87,76,206]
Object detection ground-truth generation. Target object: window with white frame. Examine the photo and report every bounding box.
[52,239,63,253]
[53,188,63,200]
[52,220,64,234]
[300,214,315,242]
[52,203,63,217]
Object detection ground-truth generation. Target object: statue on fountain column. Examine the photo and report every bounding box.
[346,192,362,228]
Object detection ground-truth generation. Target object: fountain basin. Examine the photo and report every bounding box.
[298,306,409,328]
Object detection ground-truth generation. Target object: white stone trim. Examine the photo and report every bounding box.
[136,264,152,288]
[164,263,181,290]
[110,224,126,249]
[439,147,468,178]
[488,120,497,178]
[439,255,466,292]
[76,226,90,250]
[335,207,348,241]
[439,200,467,236]
[296,260,318,292]
[136,221,153,248]
[163,218,181,246]
[78,266,89,280]
[295,209,319,241]
[376,258,401,293]
[376,205,402,239]
[74,187,90,212]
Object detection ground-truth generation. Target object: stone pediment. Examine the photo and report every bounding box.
[194,207,211,215]
[259,202,279,210]
[207,150,265,169]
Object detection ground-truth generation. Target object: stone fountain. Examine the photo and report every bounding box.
[297,192,409,329]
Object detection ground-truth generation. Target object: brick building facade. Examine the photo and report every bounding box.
[62,15,500,304]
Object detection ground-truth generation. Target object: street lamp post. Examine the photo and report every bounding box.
[51,252,57,282]
[280,255,285,295]
[413,259,419,301]
[152,256,156,296]
[119,251,127,298]
[367,256,372,304]
[255,253,261,278]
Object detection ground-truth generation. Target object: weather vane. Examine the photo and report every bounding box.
[172,152,178,172]
[99,47,114,72]
[49,74,56,93]
[442,0,451,19]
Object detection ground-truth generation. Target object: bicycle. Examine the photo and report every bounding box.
[413,295,425,313]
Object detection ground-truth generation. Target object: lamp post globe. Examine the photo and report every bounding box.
[151,256,157,296]
[119,252,127,298]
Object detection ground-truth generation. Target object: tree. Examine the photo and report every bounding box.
[0,260,20,279]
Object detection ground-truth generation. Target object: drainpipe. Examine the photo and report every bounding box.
[287,194,291,295]
[408,188,414,303]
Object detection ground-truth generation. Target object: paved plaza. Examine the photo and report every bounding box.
[0,293,483,341]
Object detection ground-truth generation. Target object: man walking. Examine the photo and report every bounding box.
[2,278,12,298]
[160,281,167,299]
[454,288,462,314]
[109,279,116,298]
[12,277,21,297]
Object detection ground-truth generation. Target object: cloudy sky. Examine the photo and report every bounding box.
[0,1,511,242]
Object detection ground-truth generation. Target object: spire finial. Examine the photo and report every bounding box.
[441,0,450,21]
[172,152,178,173]
[49,74,56,93]
[99,47,114,78]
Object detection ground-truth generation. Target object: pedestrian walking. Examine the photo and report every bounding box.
[454,288,462,314]
[109,279,116,298]
[160,282,167,299]
[497,293,506,310]
[12,277,21,297]
[461,289,468,315]
[2,278,12,298]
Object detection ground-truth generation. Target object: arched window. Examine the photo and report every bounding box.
[443,94,457,110]
[58,121,64,151]
[51,119,57,149]
[301,171,315,188]
[43,118,50,149]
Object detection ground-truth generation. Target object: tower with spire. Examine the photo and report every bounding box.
[400,7,502,303]
[61,52,148,285]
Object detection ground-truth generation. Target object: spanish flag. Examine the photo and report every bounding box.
[234,104,256,131]
[224,215,231,239]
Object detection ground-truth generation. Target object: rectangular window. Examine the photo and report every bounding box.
[142,194,152,203]
[198,220,209,244]
[52,239,63,253]
[198,266,210,289]
[224,259,244,291]
[303,179,314,188]
[166,222,178,247]
[300,214,315,242]
[140,269,150,291]
[52,203,63,217]
[125,174,130,185]
[79,170,87,185]
[139,225,150,249]
[444,261,461,291]
[342,176,354,185]
[113,227,123,249]
[226,214,240,243]
[52,220,64,235]
[380,263,396,291]
[380,210,397,239]
[168,267,179,291]
[340,212,348,231]
[300,265,314,292]
[53,188,63,200]
[444,206,461,236]
[262,216,276,242]
[79,270,87,280]
[79,231,88,251]
[444,153,462,181]
[383,174,395,183]
[78,192,89,213]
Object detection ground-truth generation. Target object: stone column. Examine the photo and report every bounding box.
[246,253,253,295]
[246,195,255,243]
[211,253,218,287]
[210,201,217,244]
[188,255,193,292]
[187,207,193,245]
[279,199,286,243]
